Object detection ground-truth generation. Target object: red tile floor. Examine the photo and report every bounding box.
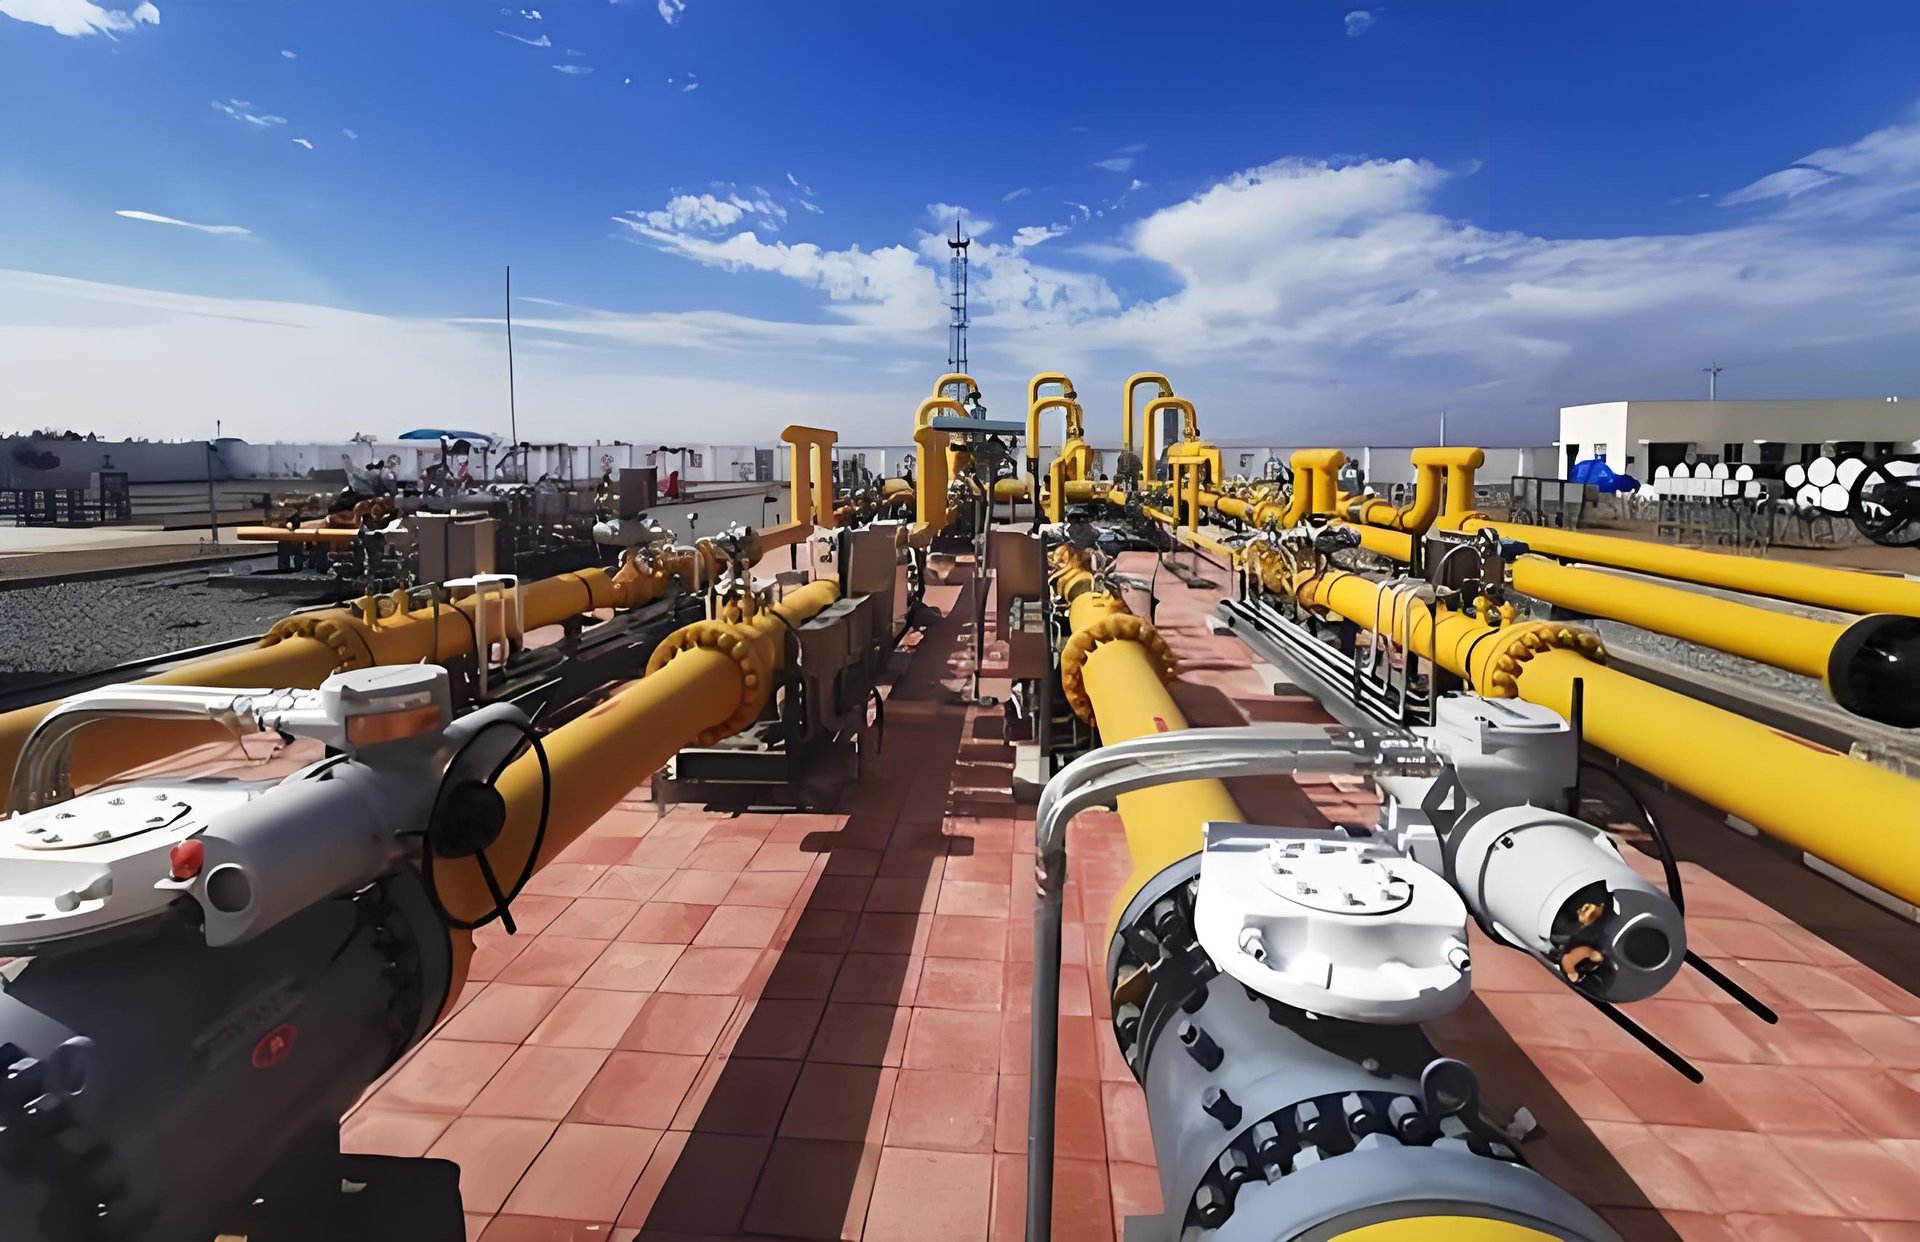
[139,553,1920,1239]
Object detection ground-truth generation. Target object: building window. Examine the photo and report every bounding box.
[1759,442,1785,464]
[1722,442,1744,464]
[1801,443,1822,464]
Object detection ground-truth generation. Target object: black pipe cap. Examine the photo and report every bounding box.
[1828,614,1920,729]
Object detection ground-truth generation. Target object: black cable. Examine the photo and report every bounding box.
[1577,759,1683,916]
[417,717,553,933]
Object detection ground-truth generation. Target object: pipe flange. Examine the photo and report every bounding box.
[1060,612,1179,725]
[1471,620,1604,697]
[259,614,374,672]
[645,619,772,744]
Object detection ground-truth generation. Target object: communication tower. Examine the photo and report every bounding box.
[946,220,970,375]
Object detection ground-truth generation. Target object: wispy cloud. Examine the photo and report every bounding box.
[797,200,823,215]
[499,6,542,16]
[667,72,698,91]
[291,137,313,149]
[1002,187,1031,202]
[656,0,685,24]
[0,0,157,37]
[280,48,296,59]
[924,203,991,236]
[623,190,787,235]
[114,209,248,236]
[342,127,359,140]
[1344,9,1374,37]
[1011,224,1068,249]
[496,29,550,46]
[1118,142,1147,155]
[1127,178,1148,192]
[212,99,287,128]
[553,63,592,75]
[1094,157,1135,173]
[785,171,800,187]
[566,47,585,57]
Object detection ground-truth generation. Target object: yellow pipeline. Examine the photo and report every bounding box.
[1277,561,1920,906]
[435,577,842,1013]
[1335,1221,1560,1242]
[1137,396,1198,477]
[912,424,953,543]
[1028,394,1083,502]
[0,553,706,807]
[1051,550,1245,932]
[1393,446,1920,616]
[1121,372,1172,460]
[1451,513,1920,618]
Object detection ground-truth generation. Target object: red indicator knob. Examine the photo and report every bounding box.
[168,839,205,881]
[252,1024,298,1069]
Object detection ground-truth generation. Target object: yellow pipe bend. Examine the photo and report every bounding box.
[930,372,978,401]
[1027,372,1073,411]
[1121,372,1172,460]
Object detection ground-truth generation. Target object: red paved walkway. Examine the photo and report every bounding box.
[146,553,1920,1240]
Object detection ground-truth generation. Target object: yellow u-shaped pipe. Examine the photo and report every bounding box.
[1121,372,1172,460]
[931,373,978,403]
[1137,396,1196,475]
[1027,372,1073,411]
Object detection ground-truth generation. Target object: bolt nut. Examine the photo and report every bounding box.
[1217,1148,1250,1184]
[1238,927,1267,962]
[1250,1120,1281,1154]
[1178,1021,1223,1071]
[1193,1183,1231,1227]
[1202,1086,1242,1129]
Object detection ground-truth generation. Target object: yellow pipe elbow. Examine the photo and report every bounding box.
[912,425,952,538]
[1122,372,1172,459]
[931,373,978,402]
[1027,372,1073,411]
[1412,446,1485,521]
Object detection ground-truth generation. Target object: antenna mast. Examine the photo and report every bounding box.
[506,265,520,450]
[946,220,970,375]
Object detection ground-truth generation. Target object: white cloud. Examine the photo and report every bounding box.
[1064,201,1091,220]
[1002,187,1031,202]
[1719,108,1920,218]
[553,63,592,74]
[0,269,902,443]
[785,171,800,187]
[0,0,157,36]
[797,200,823,215]
[566,47,585,56]
[1094,157,1135,173]
[1119,143,1147,155]
[1345,9,1374,36]
[497,29,550,46]
[625,190,786,235]
[656,0,684,24]
[1127,178,1148,192]
[114,209,248,236]
[342,127,358,140]
[291,137,313,149]
[682,80,697,91]
[924,203,991,236]
[1011,224,1068,249]
[212,99,287,128]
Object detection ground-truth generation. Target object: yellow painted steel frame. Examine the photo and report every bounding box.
[1268,559,1920,907]
[1121,372,1173,461]
[432,577,843,1015]
[1333,1219,1561,1241]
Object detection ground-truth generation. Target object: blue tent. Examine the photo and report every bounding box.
[1569,458,1641,494]
[398,429,495,447]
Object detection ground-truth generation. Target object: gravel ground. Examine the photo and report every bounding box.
[0,565,295,696]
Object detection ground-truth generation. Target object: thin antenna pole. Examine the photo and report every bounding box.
[506,265,519,451]
[1703,362,1723,401]
[1439,409,1447,447]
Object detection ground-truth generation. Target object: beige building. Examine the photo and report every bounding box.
[1557,399,1919,479]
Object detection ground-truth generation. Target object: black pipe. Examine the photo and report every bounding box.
[1826,613,1920,728]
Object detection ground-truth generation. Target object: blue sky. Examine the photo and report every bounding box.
[3,1,1918,447]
